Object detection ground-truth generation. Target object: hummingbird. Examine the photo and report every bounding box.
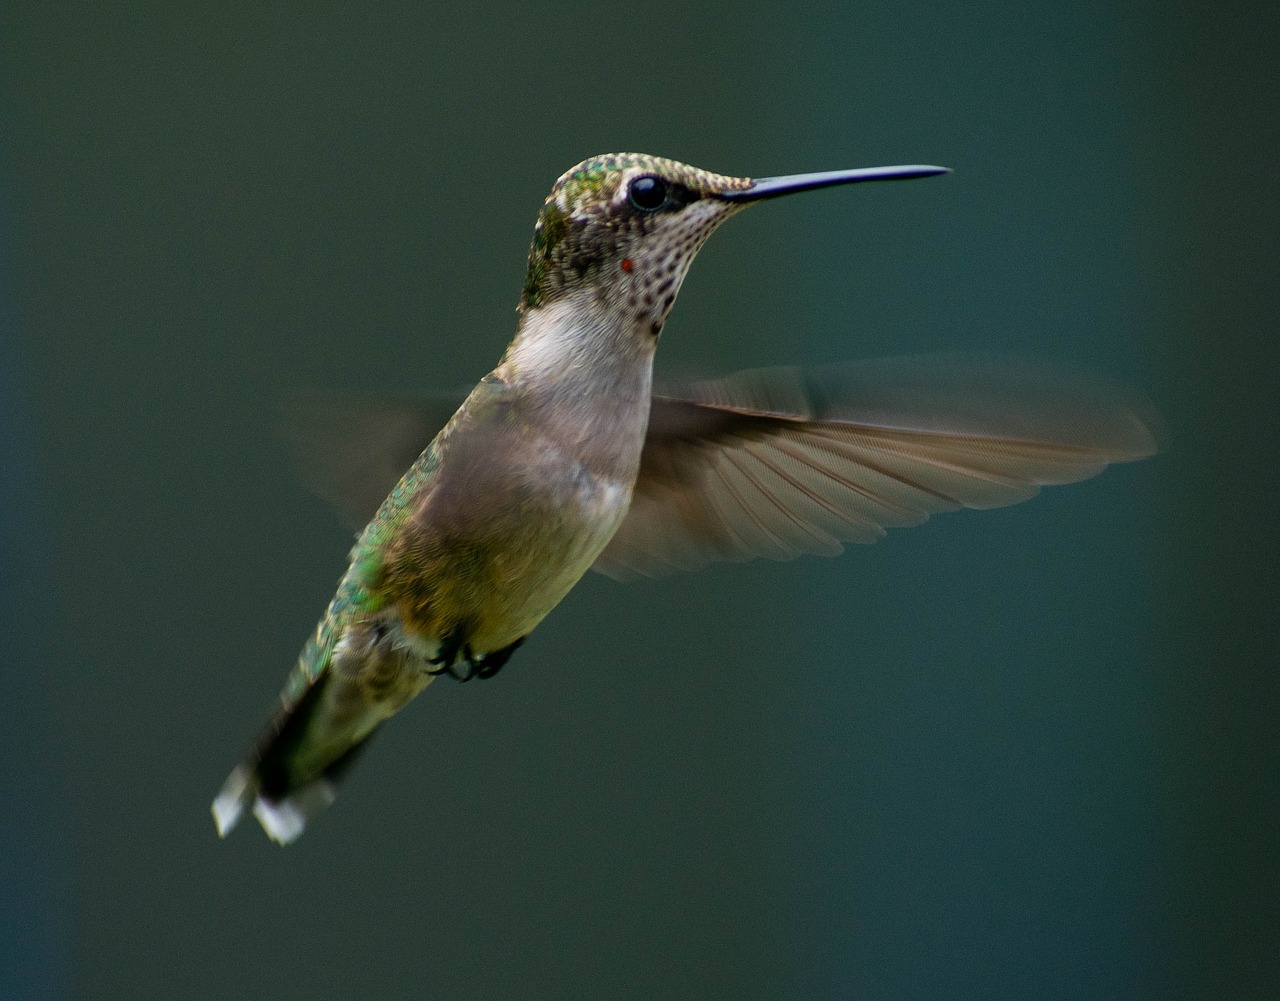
[212,153,1157,844]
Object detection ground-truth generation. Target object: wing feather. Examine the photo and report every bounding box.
[593,356,1158,579]
[279,391,463,529]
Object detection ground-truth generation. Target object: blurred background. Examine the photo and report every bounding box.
[2,2,1276,998]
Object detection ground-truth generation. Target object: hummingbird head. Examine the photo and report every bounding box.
[518,154,753,335]
[517,153,949,337]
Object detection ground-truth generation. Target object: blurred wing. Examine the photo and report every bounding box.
[593,356,1159,579]
[280,390,463,529]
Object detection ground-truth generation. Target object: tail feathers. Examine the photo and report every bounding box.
[252,782,337,845]
[211,765,337,846]
[212,615,417,844]
[211,765,254,838]
[211,663,375,845]
[211,738,371,845]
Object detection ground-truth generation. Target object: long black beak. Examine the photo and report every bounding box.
[719,164,950,203]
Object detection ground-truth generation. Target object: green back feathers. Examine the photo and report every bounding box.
[347,439,444,602]
[282,442,444,703]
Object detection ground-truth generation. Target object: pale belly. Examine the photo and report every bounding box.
[472,474,632,646]
[390,466,634,657]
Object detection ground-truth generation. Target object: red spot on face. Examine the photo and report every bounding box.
[620,258,634,273]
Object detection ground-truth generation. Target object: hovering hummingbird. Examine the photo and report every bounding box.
[212,153,1156,844]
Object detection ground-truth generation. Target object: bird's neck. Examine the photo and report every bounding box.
[498,289,656,405]
[493,291,656,479]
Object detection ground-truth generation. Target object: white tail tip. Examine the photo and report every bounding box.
[251,781,337,845]
[212,766,338,846]
[212,766,253,838]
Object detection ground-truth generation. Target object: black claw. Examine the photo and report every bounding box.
[426,634,526,683]
[426,633,467,679]
[473,637,526,680]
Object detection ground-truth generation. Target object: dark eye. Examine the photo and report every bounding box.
[628,175,667,211]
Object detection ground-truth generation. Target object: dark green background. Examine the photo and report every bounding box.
[3,3,1276,998]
